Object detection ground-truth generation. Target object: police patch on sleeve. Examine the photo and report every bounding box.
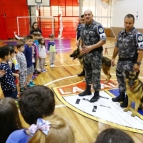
[99,28,104,33]
[138,36,143,41]
[137,34,143,48]
[97,25,106,40]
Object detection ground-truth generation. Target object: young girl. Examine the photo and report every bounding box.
[47,34,57,68]
[38,38,47,72]
[28,114,75,143]
[0,98,22,143]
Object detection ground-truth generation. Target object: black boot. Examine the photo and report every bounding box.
[78,84,91,96]
[120,96,128,108]
[78,69,85,76]
[90,91,100,103]
[112,92,125,102]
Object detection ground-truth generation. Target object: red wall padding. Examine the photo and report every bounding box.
[0,15,8,40]
[0,0,29,39]
[40,0,79,38]
[0,0,79,39]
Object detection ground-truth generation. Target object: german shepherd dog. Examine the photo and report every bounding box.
[70,47,111,83]
[124,70,143,117]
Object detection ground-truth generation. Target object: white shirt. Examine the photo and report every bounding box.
[39,45,47,58]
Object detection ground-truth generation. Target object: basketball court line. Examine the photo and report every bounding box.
[55,104,66,108]
[52,80,143,134]
[44,74,143,134]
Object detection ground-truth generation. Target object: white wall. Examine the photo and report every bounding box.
[111,0,143,28]
[82,0,111,27]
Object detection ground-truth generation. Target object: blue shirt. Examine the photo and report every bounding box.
[24,44,32,68]
[6,129,31,143]
[47,41,55,51]
[0,63,16,91]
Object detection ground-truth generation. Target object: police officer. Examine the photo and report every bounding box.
[78,9,106,102]
[111,14,143,107]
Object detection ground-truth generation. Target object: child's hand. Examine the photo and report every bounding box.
[15,74,19,78]
[12,88,16,91]
[0,70,6,77]
[56,52,57,54]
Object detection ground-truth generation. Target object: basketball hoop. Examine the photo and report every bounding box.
[35,0,42,6]
[27,0,49,6]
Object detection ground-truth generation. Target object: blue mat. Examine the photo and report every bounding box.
[109,89,143,115]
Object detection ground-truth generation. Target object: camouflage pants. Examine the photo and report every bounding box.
[83,52,102,91]
[116,61,134,93]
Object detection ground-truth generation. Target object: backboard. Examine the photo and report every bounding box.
[27,0,50,6]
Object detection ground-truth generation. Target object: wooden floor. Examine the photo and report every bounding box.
[1,37,143,143]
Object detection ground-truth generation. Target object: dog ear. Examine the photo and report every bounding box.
[135,70,140,79]
[125,70,129,78]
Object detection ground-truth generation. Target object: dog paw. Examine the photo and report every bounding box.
[124,108,129,112]
[131,113,136,117]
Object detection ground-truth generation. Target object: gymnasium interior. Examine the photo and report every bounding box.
[0,0,143,142]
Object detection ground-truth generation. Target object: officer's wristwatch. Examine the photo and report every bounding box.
[136,62,141,66]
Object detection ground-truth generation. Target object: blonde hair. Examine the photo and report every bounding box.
[28,114,75,143]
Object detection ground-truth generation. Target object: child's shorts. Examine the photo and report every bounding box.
[3,89,17,99]
[27,65,34,76]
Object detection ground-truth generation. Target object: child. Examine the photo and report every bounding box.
[38,38,47,72]
[47,34,57,67]
[24,35,35,87]
[28,115,75,143]
[0,46,17,98]
[0,98,22,143]
[8,45,20,95]
[94,128,134,143]
[6,85,75,143]
[16,42,27,92]
[32,32,41,74]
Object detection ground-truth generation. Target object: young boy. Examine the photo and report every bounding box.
[8,45,20,96]
[6,85,55,142]
[47,34,57,67]
[0,46,17,98]
[16,42,27,92]
[24,35,35,87]
[32,32,41,74]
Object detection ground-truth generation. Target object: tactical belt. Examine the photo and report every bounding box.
[119,57,134,62]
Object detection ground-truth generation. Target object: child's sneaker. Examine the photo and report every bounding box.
[52,64,55,67]
[35,69,41,74]
[50,64,53,68]
[20,87,25,92]
[27,83,35,87]
[30,81,36,85]
[32,75,36,80]
[42,69,47,72]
